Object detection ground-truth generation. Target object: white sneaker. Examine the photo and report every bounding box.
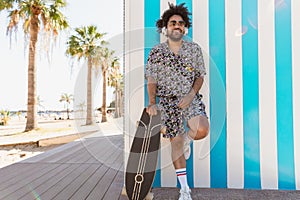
[179,187,192,200]
[183,136,191,160]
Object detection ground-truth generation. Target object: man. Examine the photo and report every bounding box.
[145,3,209,200]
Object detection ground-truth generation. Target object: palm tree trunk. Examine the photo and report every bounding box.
[25,15,39,132]
[118,89,122,117]
[66,105,70,120]
[114,85,119,118]
[86,58,93,125]
[120,90,124,116]
[101,68,107,122]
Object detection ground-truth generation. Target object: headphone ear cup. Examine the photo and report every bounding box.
[162,27,167,36]
[184,27,188,36]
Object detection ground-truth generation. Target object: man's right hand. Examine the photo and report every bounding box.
[146,104,157,116]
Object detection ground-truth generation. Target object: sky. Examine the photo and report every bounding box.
[0,0,123,111]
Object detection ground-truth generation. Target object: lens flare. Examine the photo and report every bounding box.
[275,0,287,10]
[247,17,258,30]
[235,26,248,37]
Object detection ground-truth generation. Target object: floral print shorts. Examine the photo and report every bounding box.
[158,93,207,138]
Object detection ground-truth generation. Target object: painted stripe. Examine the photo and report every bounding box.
[124,0,145,185]
[275,0,296,190]
[209,0,227,188]
[242,0,261,189]
[192,0,210,188]
[292,0,300,190]
[159,0,177,188]
[160,139,177,187]
[144,0,161,188]
[159,0,173,42]
[176,0,194,189]
[177,0,192,39]
[258,0,278,189]
[225,0,244,189]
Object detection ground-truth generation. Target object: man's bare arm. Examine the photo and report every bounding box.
[189,76,204,96]
[178,77,204,109]
[146,77,158,115]
[147,77,157,105]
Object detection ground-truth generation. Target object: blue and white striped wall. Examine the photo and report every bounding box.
[124,0,300,190]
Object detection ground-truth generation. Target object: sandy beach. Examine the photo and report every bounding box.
[0,143,61,168]
[0,116,123,169]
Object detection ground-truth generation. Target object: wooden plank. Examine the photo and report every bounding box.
[0,163,43,185]
[39,135,122,164]
[39,164,92,199]
[103,166,125,200]
[21,140,80,163]
[63,135,118,164]
[83,136,124,165]
[36,139,98,163]
[23,137,121,199]
[18,164,79,199]
[86,153,123,199]
[69,140,123,200]
[0,163,64,199]
[51,164,100,200]
[68,165,110,200]
[0,135,125,200]
[86,168,121,199]
[0,163,59,193]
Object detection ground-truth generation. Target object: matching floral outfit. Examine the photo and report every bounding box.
[146,40,207,138]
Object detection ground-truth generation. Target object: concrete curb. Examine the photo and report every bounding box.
[0,130,98,148]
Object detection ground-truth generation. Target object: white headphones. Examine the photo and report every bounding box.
[184,27,188,36]
[161,27,189,36]
[161,27,167,36]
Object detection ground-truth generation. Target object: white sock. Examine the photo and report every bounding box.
[176,168,189,189]
[187,134,193,141]
[185,133,193,143]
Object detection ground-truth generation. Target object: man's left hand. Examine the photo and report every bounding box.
[178,93,194,109]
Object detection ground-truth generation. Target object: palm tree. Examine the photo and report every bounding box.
[108,57,123,118]
[1,0,69,131]
[66,25,106,125]
[76,101,86,119]
[98,47,115,122]
[37,95,44,111]
[59,93,73,120]
[0,110,10,126]
[0,0,17,10]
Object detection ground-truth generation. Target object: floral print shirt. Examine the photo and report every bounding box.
[145,40,206,97]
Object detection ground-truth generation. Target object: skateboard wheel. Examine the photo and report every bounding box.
[145,192,154,200]
[121,187,127,196]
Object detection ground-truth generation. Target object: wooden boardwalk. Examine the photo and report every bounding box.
[0,134,127,200]
[1,133,300,200]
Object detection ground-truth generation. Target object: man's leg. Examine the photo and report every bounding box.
[170,136,188,188]
[170,135,186,168]
[187,115,209,140]
[171,136,192,199]
[182,115,209,160]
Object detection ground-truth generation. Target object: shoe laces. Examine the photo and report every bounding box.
[179,187,192,200]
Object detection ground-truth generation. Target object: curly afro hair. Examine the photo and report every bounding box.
[156,2,191,33]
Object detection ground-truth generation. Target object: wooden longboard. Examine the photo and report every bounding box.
[125,108,161,200]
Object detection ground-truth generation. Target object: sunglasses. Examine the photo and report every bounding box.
[168,20,186,27]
